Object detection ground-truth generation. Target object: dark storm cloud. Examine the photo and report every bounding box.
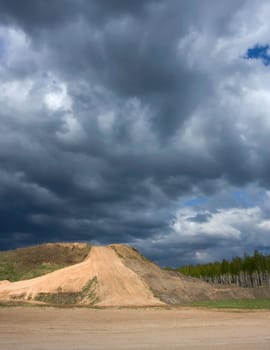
[0,0,80,29]
[0,0,225,137]
[1,0,270,265]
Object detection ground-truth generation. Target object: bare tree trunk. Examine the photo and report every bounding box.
[199,271,270,288]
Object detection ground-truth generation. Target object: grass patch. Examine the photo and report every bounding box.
[0,243,91,282]
[193,299,270,309]
[0,301,38,307]
[110,245,152,262]
[35,291,81,305]
[0,262,68,282]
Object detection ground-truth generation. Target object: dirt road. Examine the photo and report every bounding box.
[0,307,270,349]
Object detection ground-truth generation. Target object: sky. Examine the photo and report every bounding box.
[1,0,270,266]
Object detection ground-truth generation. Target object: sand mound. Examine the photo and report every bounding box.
[110,244,214,303]
[111,244,269,303]
[0,246,163,306]
[1,243,265,306]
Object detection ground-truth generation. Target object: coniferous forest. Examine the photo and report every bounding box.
[169,251,270,288]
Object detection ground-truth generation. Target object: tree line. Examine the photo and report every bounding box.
[168,250,270,288]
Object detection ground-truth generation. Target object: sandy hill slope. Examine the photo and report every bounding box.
[0,244,268,306]
[110,245,270,302]
[0,245,163,306]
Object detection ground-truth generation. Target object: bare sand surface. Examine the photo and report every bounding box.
[0,307,270,350]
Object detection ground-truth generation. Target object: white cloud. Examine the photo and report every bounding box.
[0,25,30,67]
[257,220,270,230]
[44,81,72,112]
[171,206,261,239]
[0,78,34,106]
[131,186,270,265]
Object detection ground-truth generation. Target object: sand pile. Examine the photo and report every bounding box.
[1,243,263,306]
[0,245,164,306]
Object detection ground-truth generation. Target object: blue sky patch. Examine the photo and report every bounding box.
[232,189,255,207]
[244,44,270,66]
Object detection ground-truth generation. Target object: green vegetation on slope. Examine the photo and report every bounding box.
[35,276,99,305]
[193,299,270,309]
[0,243,91,281]
[167,250,270,287]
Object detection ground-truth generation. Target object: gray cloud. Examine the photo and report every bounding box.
[1,0,270,265]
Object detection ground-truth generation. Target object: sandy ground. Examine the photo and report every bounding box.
[0,307,270,350]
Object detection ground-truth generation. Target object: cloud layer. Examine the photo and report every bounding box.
[1,0,270,265]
